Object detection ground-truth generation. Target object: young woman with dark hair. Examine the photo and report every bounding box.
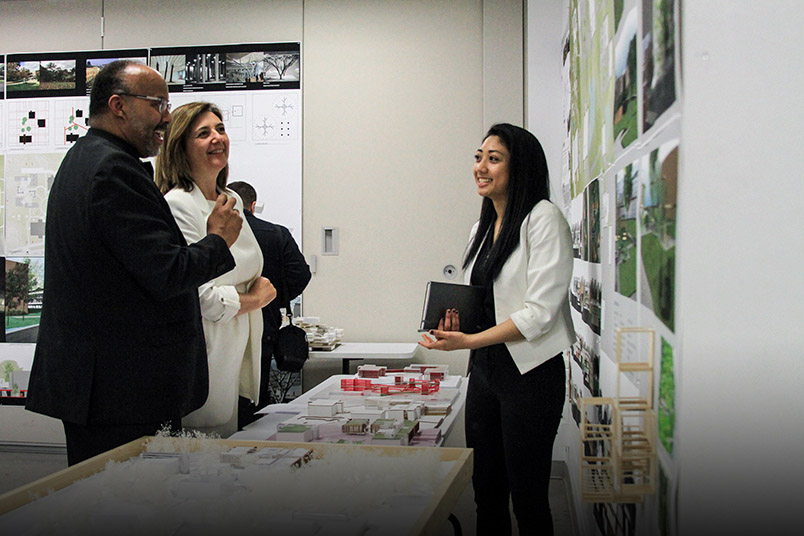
[420,123,575,535]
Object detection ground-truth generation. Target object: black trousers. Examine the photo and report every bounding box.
[63,418,180,466]
[465,347,566,536]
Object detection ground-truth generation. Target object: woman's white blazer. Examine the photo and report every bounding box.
[464,200,576,374]
[164,185,264,427]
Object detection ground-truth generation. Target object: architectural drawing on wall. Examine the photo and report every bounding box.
[213,96,248,141]
[186,53,226,84]
[4,153,60,256]
[615,162,639,300]
[5,257,44,343]
[613,5,639,150]
[568,0,615,198]
[252,92,298,141]
[640,141,677,331]
[149,55,185,86]
[587,178,601,263]
[6,61,40,92]
[86,56,147,93]
[570,191,585,260]
[8,100,49,147]
[572,332,601,396]
[0,157,5,255]
[561,32,572,213]
[54,99,90,146]
[6,60,76,93]
[658,337,675,455]
[572,275,602,336]
[227,50,301,83]
[641,0,677,133]
[226,51,266,83]
[263,51,300,81]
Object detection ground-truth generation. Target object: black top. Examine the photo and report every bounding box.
[243,210,311,341]
[470,229,498,331]
[26,128,235,425]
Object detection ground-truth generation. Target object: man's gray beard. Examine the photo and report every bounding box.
[129,116,161,158]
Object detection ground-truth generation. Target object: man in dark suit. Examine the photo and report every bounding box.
[25,60,243,465]
[227,181,311,427]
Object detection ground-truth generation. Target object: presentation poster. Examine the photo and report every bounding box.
[0,44,302,353]
[568,0,680,533]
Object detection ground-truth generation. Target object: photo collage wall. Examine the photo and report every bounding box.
[0,43,301,350]
[563,1,680,535]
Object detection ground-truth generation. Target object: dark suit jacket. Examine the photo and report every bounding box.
[26,128,235,426]
[244,210,311,342]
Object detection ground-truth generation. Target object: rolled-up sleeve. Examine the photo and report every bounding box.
[509,205,573,341]
[198,281,241,323]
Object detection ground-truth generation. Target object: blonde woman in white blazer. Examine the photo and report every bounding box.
[155,102,276,438]
[420,124,574,535]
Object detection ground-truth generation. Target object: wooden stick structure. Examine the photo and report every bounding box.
[579,327,657,503]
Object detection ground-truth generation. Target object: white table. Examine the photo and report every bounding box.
[231,373,468,446]
[309,342,419,374]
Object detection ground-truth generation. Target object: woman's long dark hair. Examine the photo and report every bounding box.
[462,123,550,281]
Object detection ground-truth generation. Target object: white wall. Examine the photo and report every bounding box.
[301,0,484,345]
[676,2,804,533]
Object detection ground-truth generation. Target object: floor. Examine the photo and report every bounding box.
[0,448,576,535]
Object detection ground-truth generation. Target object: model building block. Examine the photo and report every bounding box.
[308,399,343,417]
[356,364,387,378]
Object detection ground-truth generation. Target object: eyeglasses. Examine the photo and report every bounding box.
[118,93,171,114]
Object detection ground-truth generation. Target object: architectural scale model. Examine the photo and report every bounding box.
[294,316,344,350]
[270,365,460,447]
[579,327,657,503]
[0,432,459,535]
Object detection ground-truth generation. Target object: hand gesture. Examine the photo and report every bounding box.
[418,309,467,351]
[206,193,242,247]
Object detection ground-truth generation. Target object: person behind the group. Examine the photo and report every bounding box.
[25,60,243,466]
[154,102,276,438]
[419,123,575,535]
[227,181,311,426]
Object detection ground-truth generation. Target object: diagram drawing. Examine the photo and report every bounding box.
[55,99,90,146]
[252,93,298,141]
[8,101,50,148]
[4,153,61,256]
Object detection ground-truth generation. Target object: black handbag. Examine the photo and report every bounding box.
[273,254,309,373]
[275,312,309,372]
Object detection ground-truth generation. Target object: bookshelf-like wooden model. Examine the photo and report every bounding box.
[580,327,657,503]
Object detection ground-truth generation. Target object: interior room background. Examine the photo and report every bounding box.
[1,1,802,535]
